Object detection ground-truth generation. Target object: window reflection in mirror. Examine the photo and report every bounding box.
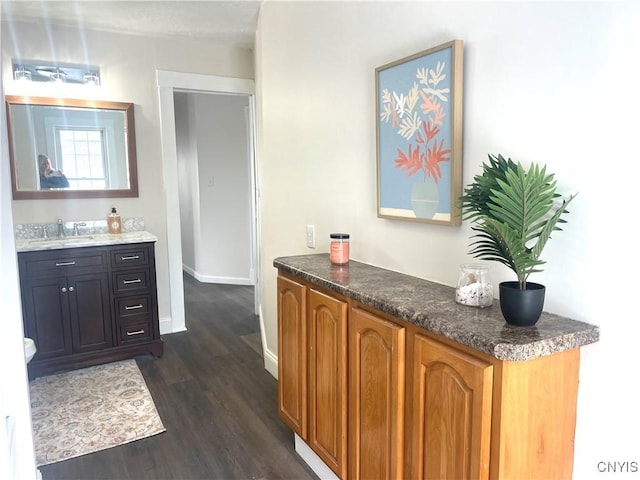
[6,96,138,199]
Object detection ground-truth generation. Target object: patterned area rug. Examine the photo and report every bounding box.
[29,359,166,466]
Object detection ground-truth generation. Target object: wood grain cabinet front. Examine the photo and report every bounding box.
[276,270,581,480]
[277,276,348,479]
[349,307,405,480]
[19,242,163,378]
[308,288,347,479]
[277,275,308,437]
[409,333,493,480]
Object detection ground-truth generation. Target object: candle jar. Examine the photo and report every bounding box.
[455,264,493,308]
[329,233,350,265]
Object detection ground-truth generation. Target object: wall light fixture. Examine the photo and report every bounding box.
[12,60,101,85]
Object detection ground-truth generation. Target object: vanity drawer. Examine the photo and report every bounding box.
[113,270,150,293]
[118,321,152,345]
[116,295,151,317]
[21,251,106,276]
[110,247,150,269]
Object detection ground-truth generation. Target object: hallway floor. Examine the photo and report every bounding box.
[39,274,317,479]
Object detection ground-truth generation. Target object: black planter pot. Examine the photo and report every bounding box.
[499,281,546,326]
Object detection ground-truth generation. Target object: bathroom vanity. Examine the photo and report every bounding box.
[274,254,600,480]
[16,231,163,378]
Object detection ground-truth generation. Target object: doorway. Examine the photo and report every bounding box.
[174,91,254,286]
[156,71,261,345]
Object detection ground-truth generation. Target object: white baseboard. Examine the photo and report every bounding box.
[263,347,278,379]
[183,264,253,286]
[159,316,173,335]
[258,303,278,379]
[294,434,339,480]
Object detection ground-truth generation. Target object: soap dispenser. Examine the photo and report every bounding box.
[108,207,122,234]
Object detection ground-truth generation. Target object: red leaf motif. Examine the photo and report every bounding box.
[394,145,423,177]
[422,121,440,142]
[425,139,451,183]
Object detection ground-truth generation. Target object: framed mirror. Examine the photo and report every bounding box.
[5,96,138,199]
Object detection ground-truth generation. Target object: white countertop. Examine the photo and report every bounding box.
[15,231,158,252]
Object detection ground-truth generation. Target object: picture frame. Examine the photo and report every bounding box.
[376,40,463,225]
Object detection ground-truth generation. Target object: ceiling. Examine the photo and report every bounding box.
[0,0,262,50]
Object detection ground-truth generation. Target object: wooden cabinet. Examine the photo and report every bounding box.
[349,307,405,480]
[110,245,160,347]
[410,333,493,480]
[276,270,581,480]
[19,242,163,378]
[277,275,348,478]
[308,288,347,478]
[277,275,307,437]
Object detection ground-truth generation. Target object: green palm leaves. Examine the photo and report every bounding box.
[461,154,576,290]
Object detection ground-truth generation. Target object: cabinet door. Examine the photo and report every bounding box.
[411,334,493,480]
[68,272,113,353]
[349,307,405,480]
[277,275,307,437]
[308,288,347,479]
[21,276,73,360]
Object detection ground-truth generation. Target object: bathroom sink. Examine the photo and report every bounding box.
[28,235,94,245]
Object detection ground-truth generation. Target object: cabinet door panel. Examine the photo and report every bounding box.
[309,288,347,478]
[277,276,307,437]
[412,334,493,480]
[68,273,113,353]
[349,307,405,480]
[22,277,73,359]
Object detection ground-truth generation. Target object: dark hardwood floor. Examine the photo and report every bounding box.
[39,274,317,480]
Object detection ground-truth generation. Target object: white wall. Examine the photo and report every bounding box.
[256,2,640,478]
[2,20,254,333]
[175,92,253,284]
[194,93,253,284]
[175,91,198,273]
[0,19,37,477]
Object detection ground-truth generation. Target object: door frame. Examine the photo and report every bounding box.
[156,70,260,333]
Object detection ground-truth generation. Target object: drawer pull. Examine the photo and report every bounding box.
[127,329,145,336]
[121,255,140,261]
[122,278,142,285]
[124,304,144,310]
[55,261,76,267]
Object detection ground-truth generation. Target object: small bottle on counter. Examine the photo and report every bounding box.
[108,207,122,234]
[329,233,350,265]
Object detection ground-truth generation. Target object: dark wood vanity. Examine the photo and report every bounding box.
[18,240,163,378]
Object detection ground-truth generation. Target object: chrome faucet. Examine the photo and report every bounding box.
[57,219,65,237]
[41,225,49,239]
[73,222,87,236]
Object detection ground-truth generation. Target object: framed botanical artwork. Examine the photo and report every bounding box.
[376,40,463,225]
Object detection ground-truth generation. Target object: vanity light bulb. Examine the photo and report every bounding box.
[50,69,66,83]
[14,67,31,81]
[83,72,100,86]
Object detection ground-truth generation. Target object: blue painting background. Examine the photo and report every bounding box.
[378,47,452,213]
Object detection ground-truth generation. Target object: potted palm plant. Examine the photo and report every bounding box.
[460,154,576,326]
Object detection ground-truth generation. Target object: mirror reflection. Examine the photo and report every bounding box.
[6,96,138,199]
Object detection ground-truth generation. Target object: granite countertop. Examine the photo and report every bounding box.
[16,231,158,252]
[274,254,600,362]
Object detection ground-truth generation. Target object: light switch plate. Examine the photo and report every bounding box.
[306,225,316,248]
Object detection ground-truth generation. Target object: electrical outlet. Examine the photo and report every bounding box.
[306,224,316,248]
